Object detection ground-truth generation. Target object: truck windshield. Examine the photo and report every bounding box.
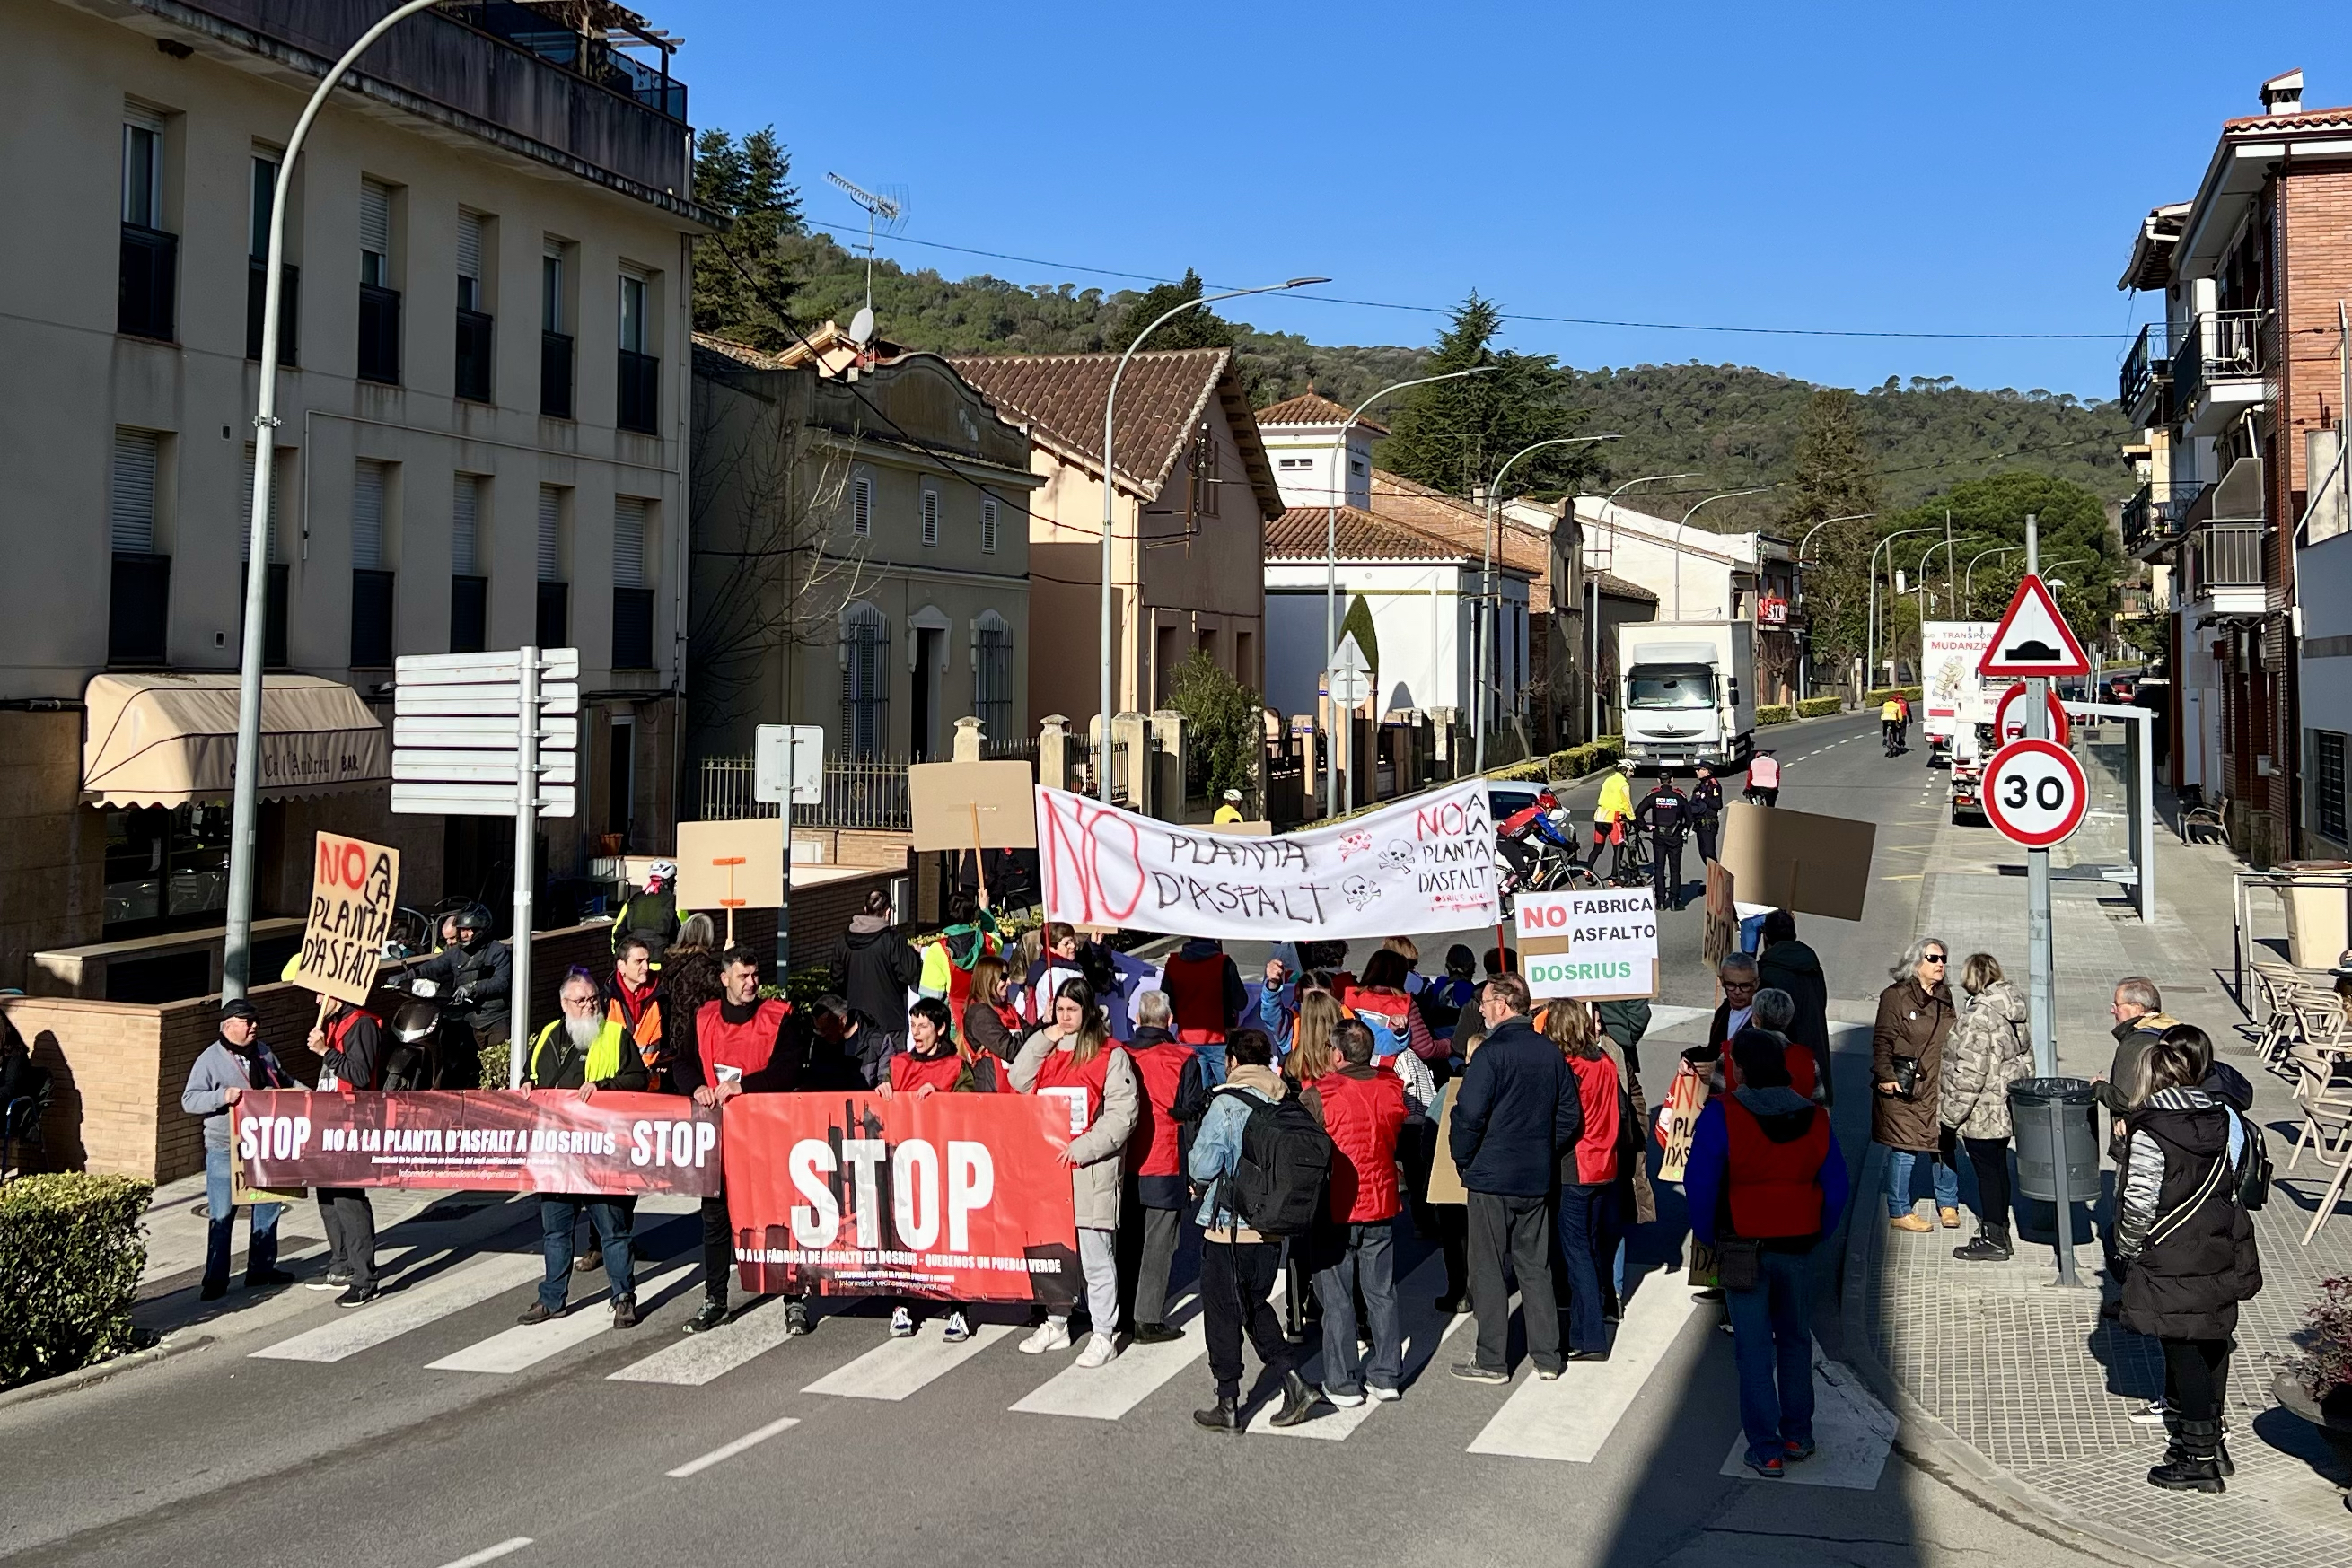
[1626,664,1716,711]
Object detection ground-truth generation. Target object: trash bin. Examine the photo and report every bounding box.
[2279,863,2352,969]
[2009,1077,2099,1204]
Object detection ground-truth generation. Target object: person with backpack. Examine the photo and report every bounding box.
[1011,978,1140,1368]
[1300,1017,1409,1405]
[1449,971,1581,1383]
[1188,1028,1320,1432]
[303,992,386,1308]
[1119,990,1208,1344]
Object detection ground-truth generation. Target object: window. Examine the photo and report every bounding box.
[851,476,873,536]
[110,428,168,665]
[1155,625,1178,707]
[540,240,573,417]
[619,272,646,353]
[103,802,232,934]
[1277,457,1311,471]
[350,460,393,667]
[357,179,399,383]
[358,180,391,287]
[1348,459,1365,477]
[2317,731,2348,842]
[118,109,174,340]
[245,153,297,364]
[921,488,940,547]
[121,114,162,228]
[839,602,891,759]
[456,211,485,311]
[535,485,568,647]
[612,496,653,669]
[454,209,491,402]
[616,269,656,433]
[974,612,1013,740]
[450,475,487,653]
[980,496,999,554]
[607,716,636,842]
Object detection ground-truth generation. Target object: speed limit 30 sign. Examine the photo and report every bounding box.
[1982,737,2088,848]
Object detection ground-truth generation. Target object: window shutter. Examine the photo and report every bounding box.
[921,489,939,547]
[456,211,483,285]
[613,495,646,589]
[852,477,872,536]
[538,486,561,580]
[359,180,391,271]
[352,460,385,569]
[452,475,479,575]
[110,429,158,552]
[981,497,999,554]
[240,446,281,563]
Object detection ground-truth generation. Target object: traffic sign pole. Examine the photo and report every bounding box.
[2019,517,2081,1289]
[510,648,538,1090]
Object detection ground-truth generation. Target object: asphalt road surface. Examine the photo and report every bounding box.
[0,713,2103,1568]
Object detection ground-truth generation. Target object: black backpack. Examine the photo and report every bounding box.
[1224,1090,1330,1238]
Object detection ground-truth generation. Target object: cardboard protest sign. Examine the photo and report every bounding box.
[1515,887,1657,1001]
[1717,802,1875,923]
[1702,860,1737,969]
[722,1092,1079,1305]
[292,832,400,1006]
[676,819,785,930]
[1426,1094,1468,1206]
[1207,819,1274,836]
[909,760,1038,852]
[1037,779,1495,941]
[1654,1061,1710,1183]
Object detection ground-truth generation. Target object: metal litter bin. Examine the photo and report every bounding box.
[2009,1076,2098,1204]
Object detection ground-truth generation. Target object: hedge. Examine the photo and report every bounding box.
[1756,705,1793,727]
[1796,696,1843,718]
[1865,685,1925,705]
[1,1172,153,1389]
[1545,736,1623,780]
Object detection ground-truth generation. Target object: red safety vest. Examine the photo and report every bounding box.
[1031,1040,1120,1139]
[1314,1068,1406,1223]
[694,998,788,1089]
[1721,1095,1831,1239]
[1566,1054,1620,1186]
[1161,952,1230,1045]
[320,1009,379,1091]
[606,977,665,1065]
[891,1050,966,1095]
[1124,1038,1197,1178]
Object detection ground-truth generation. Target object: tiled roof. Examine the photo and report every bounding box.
[2222,103,2352,135]
[949,348,1285,519]
[1265,507,1470,563]
[693,331,788,372]
[1369,469,1556,610]
[1593,571,1659,603]
[1256,390,1389,434]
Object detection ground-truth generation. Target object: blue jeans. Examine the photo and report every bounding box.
[1725,1246,1815,1462]
[1312,1218,1401,1395]
[1554,1182,1618,1353]
[1194,1040,1228,1087]
[1882,1143,1958,1217]
[204,1144,281,1290]
[540,1196,632,1311]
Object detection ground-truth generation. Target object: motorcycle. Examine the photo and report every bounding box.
[380,973,487,1090]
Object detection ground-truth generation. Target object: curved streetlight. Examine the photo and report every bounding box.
[1475,434,1623,773]
[224,0,444,1000]
[1672,488,1768,620]
[1915,535,1992,619]
[1098,276,1329,802]
[1964,544,2025,609]
[1321,366,1496,817]
[1586,473,1698,738]
[1792,513,1871,701]
[1865,526,1941,692]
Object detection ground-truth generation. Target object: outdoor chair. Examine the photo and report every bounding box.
[2304,1117,2352,1245]
[2284,999,2352,1178]
[2182,791,2229,845]
[2251,962,2305,1065]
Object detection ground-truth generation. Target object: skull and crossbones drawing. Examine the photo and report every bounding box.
[1375,839,1415,872]
[1340,874,1382,911]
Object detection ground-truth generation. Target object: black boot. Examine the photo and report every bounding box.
[2165,1415,2237,1479]
[1192,1396,1241,1433]
[2148,1418,2225,1493]
[1269,1371,1319,1428]
[1953,1223,2012,1262]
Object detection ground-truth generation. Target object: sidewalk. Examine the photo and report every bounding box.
[1845,797,2352,1566]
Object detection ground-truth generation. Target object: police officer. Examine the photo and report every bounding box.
[1689,763,1725,865]
[1635,775,1691,911]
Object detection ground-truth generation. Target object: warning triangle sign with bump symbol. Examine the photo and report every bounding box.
[1977,574,2090,679]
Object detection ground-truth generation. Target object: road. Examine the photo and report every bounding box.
[0,713,2103,1568]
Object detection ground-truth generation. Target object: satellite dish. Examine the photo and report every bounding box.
[849,305,875,347]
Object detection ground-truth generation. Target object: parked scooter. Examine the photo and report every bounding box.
[379,972,484,1090]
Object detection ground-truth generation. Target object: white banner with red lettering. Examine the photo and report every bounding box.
[1035,781,1496,940]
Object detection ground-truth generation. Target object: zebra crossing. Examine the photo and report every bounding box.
[233,1241,1894,1483]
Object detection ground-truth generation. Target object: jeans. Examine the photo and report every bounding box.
[203,1144,281,1289]
[1049,1227,1119,1336]
[1469,1190,1561,1374]
[1200,1237,1288,1399]
[700,1192,733,1306]
[1313,1218,1401,1395]
[539,1196,631,1311]
[1882,1138,1959,1216]
[315,1188,375,1290]
[1554,1183,1618,1354]
[1725,1245,1816,1461]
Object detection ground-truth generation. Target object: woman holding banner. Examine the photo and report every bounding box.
[1012,979,1140,1369]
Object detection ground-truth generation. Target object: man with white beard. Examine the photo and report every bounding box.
[516,968,652,1327]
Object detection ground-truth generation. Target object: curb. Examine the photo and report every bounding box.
[1836,1142,2232,1568]
[0,1330,215,1414]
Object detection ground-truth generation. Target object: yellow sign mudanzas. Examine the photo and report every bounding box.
[294,832,400,1006]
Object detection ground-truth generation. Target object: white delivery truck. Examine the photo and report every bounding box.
[1617,620,1755,771]
[1919,621,1997,769]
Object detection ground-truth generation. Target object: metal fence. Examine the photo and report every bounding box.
[698,754,912,829]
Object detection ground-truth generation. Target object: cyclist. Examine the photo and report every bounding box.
[1588,759,1637,878]
[610,860,682,963]
[1745,751,1782,806]
[1497,788,1575,893]
[1881,694,1906,755]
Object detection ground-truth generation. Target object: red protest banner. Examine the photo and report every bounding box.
[721,1092,1078,1305]
[232,1090,720,1197]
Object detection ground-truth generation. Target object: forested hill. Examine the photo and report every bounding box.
[776,232,2129,528]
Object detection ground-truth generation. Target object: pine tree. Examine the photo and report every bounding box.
[1374,293,1591,499]
[1778,390,1883,673]
[692,127,803,350]
[1109,268,1235,353]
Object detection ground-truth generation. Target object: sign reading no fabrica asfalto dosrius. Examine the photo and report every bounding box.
[1514,887,1658,1001]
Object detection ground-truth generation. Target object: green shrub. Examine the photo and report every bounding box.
[1545,736,1623,780]
[0,1172,153,1389]
[1865,685,1925,706]
[1756,705,1793,726]
[479,1037,513,1087]
[1487,758,1547,783]
[1796,696,1843,718]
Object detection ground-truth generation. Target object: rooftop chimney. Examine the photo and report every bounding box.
[2261,68,2304,116]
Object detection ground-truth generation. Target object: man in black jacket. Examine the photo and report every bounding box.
[516,970,651,1327]
[414,906,511,1084]
[1449,971,1582,1382]
[1756,911,1833,1106]
[829,889,921,1081]
[1636,777,1691,910]
[305,994,387,1307]
[1689,764,1725,866]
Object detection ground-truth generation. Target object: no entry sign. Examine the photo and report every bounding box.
[1983,738,2088,848]
[1995,681,2071,746]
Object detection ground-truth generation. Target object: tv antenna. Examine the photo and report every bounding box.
[824,171,907,337]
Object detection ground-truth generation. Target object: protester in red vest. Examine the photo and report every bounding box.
[304,994,386,1307]
[686,947,804,1336]
[1684,1029,1851,1479]
[877,996,984,1343]
[1301,1017,1409,1404]
[1116,990,1208,1344]
[1716,989,1822,1102]
[959,955,1022,1086]
[1162,936,1247,1083]
[1543,1001,1622,1360]
[1011,978,1140,1368]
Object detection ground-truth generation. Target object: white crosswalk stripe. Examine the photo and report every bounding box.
[1466,1281,1707,1462]
[426,1266,694,1374]
[803,1321,1014,1400]
[1716,1353,1898,1488]
[1009,1288,1212,1421]
[609,1295,802,1387]
[250,1252,543,1363]
[1247,1257,1470,1439]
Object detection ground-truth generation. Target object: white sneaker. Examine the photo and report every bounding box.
[942,1310,972,1344]
[1324,1388,1365,1408]
[2127,1397,2170,1426]
[1074,1332,1119,1369]
[890,1305,916,1338]
[1019,1322,1072,1355]
[1370,1385,1401,1403]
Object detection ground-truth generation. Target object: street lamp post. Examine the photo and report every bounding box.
[1864,527,1940,695]
[1793,512,1871,701]
[1097,276,1328,804]
[1915,535,1990,623]
[1585,473,1698,741]
[224,0,444,999]
[1963,544,2025,610]
[1671,488,1768,620]
[1474,434,1621,775]
[1322,367,1494,819]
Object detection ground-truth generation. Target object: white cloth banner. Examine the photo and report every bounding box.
[1035,781,1497,941]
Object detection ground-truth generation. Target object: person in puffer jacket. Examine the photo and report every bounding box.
[918,893,1001,1013]
[1939,954,2032,1263]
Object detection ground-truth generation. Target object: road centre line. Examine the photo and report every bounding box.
[433,1539,533,1568]
[664,1416,802,1478]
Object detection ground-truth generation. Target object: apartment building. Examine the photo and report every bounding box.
[0,0,711,996]
[2117,68,2352,861]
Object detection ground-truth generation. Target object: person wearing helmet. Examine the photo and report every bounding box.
[1589,761,1636,877]
[414,903,511,1085]
[1212,787,1246,826]
[610,860,683,964]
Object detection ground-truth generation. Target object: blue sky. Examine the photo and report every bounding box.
[658,0,2346,399]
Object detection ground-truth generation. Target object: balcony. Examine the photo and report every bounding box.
[611,586,654,670]
[2192,524,2266,591]
[109,553,171,665]
[454,308,494,402]
[617,348,659,434]
[2119,323,2170,426]
[358,285,401,385]
[2170,310,2270,436]
[245,259,300,365]
[2121,480,2203,561]
[118,224,177,341]
[540,330,574,418]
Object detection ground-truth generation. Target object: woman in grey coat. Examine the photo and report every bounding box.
[1940,952,2032,1261]
[1011,978,1140,1369]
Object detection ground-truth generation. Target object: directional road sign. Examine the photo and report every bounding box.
[1995,681,2071,747]
[391,647,579,820]
[754,723,825,807]
[1982,737,2089,848]
[1979,574,2090,679]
